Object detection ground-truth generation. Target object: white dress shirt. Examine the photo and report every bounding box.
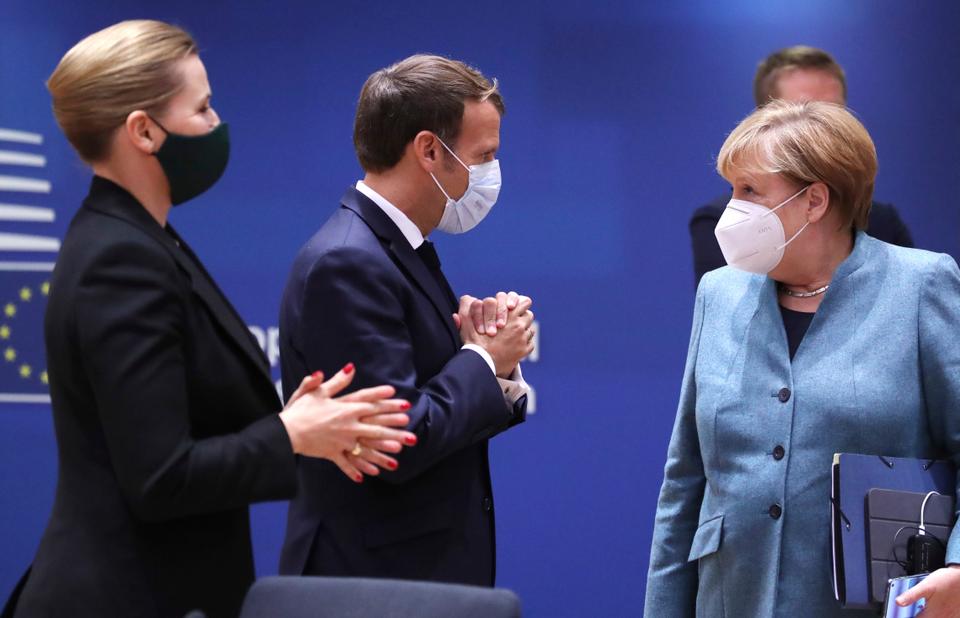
[356,181,529,405]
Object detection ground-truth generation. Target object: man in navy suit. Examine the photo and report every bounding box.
[690,45,914,286]
[278,54,534,586]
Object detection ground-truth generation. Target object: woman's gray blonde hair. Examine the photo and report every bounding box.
[717,100,877,230]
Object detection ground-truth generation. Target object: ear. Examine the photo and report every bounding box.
[805,182,831,224]
[411,130,440,173]
[124,110,163,156]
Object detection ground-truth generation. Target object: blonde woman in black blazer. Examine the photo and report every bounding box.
[11,21,417,618]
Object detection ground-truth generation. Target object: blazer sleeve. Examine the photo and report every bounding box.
[870,202,915,249]
[917,253,960,563]
[294,245,514,484]
[73,239,297,523]
[887,207,914,248]
[644,280,708,618]
[689,205,725,288]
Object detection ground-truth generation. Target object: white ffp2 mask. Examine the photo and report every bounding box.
[714,185,810,274]
[430,137,501,234]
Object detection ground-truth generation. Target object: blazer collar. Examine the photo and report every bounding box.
[82,176,168,243]
[751,230,872,365]
[82,176,273,381]
[755,230,870,299]
[340,186,460,347]
[830,230,870,284]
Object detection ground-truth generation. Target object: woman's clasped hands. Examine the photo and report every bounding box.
[279,363,417,483]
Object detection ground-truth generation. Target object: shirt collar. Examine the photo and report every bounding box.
[355,181,425,249]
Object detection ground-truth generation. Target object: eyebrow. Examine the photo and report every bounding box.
[732,170,761,185]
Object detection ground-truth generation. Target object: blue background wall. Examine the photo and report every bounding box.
[2,1,959,615]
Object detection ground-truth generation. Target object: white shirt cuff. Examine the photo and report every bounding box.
[461,344,530,405]
[462,344,495,373]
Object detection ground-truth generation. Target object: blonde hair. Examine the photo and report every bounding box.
[716,100,877,230]
[47,20,197,163]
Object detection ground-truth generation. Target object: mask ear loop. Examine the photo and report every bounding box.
[143,114,170,156]
[431,134,473,208]
[760,184,812,250]
[429,172,454,202]
[145,114,170,135]
[435,135,470,172]
[776,220,810,251]
[428,135,460,203]
[763,184,811,216]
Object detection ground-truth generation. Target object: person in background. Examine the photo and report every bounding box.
[9,20,416,618]
[646,100,960,617]
[689,45,913,286]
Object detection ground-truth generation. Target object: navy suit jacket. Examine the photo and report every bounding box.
[277,187,526,586]
[690,195,914,286]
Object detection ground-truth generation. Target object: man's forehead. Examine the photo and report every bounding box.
[453,129,498,157]
[775,68,845,104]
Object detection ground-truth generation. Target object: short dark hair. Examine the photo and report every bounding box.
[353,54,505,173]
[753,46,847,107]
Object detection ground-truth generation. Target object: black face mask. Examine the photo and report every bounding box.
[149,116,230,206]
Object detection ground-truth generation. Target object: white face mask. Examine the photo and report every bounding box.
[714,185,811,274]
[430,137,501,234]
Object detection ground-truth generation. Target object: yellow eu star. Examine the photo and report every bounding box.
[40,370,49,385]
[4,347,15,362]
[19,287,32,302]
[4,303,16,317]
[0,325,9,340]
[19,364,31,379]
[41,282,50,296]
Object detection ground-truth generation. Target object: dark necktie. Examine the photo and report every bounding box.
[416,240,457,311]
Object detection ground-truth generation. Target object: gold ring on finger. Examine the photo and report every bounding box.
[350,442,363,456]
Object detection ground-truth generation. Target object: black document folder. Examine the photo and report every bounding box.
[866,488,955,604]
[831,454,955,609]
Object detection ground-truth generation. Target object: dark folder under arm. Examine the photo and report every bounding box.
[867,488,955,604]
[831,454,956,609]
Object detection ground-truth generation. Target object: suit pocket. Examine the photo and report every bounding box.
[690,515,725,618]
[687,514,723,562]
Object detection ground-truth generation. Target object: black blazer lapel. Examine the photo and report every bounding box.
[165,227,273,379]
[341,187,461,347]
[82,177,273,383]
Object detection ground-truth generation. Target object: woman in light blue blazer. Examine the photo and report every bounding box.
[645,100,960,617]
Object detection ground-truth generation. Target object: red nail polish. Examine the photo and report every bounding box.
[401,402,411,410]
[355,474,363,483]
[343,362,355,374]
[387,460,398,470]
[312,371,323,379]
[404,435,418,446]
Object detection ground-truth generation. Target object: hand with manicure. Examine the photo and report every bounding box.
[279,363,417,483]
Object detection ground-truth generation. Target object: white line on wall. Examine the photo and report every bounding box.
[0,204,55,222]
[0,233,60,252]
[0,175,51,193]
[0,394,51,404]
[0,128,43,145]
[0,150,46,168]
[0,261,56,271]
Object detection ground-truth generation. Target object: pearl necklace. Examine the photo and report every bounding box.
[778,283,830,298]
